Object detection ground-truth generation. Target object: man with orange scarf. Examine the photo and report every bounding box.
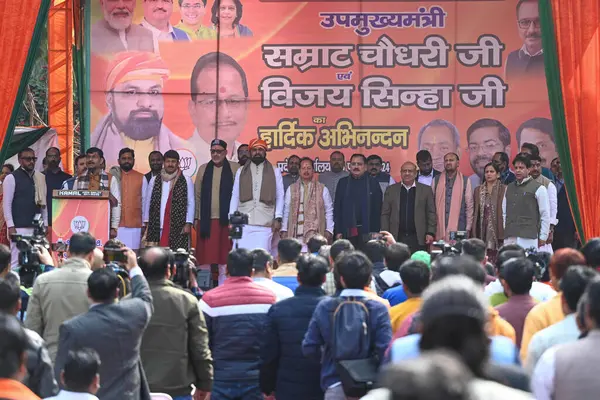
[143,150,195,250]
[281,157,334,251]
[432,152,474,242]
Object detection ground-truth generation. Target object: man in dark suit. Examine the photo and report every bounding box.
[54,248,154,400]
[381,162,437,253]
[415,150,441,187]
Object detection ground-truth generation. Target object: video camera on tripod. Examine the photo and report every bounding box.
[430,240,460,262]
[10,214,50,288]
[229,211,249,241]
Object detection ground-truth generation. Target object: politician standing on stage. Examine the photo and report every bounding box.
[144,150,195,251]
[194,139,240,285]
[229,138,284,253]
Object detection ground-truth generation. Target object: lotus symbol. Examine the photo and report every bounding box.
[70,216,90,233]
[179,157,192,171]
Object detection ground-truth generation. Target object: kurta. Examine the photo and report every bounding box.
[143,175,195,234]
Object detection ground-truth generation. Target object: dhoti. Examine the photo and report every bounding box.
[196,219,231,265]
[117,227,142,250]
[235,225,274,254]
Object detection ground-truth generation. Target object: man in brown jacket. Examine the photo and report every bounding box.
[381,162,436,253]
[139,247,213,399]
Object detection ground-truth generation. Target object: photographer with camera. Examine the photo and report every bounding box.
[139,247,213,400]
[25,232,97,362]
[103,238,131,299]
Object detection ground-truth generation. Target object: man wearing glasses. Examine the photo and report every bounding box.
[194,139,240,285]
[2,148,48,268]
[466,118,511,188]
[505,0,544,80]
[188,52,249,167]
[91,51,187,169]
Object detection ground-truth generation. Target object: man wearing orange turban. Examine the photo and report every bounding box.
[229,138,285,254]
[91,51,188,170]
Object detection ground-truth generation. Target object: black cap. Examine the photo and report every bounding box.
[211,139,227,150]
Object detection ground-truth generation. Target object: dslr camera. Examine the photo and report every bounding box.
[229,211,249,240]
[11,214,50,288]
[103,244,130,298]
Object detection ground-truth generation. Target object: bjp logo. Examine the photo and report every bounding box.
[176,149,198,178]
[70,216,90,233]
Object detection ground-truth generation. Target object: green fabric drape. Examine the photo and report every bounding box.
[538,0,585,242]
[5,127,51,160]
[0,0,52,166]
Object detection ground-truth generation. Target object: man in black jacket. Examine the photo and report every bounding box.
[260,254,328,400]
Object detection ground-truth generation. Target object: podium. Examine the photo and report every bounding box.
[50,190,110,246]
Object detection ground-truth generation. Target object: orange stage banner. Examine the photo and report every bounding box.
[51,190,110,246]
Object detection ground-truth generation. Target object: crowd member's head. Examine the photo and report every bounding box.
[226,248,253,277]
[384,243,411,272]
[577,292,589,336]
[364,240,386,265]
[581,238,600,269]
[560,266,598,317]
[18,148,37,173]
[431,255,486,286]
[416,149,434,176]
[516,118,556,168]
[317,245,331,269]
[85,147,104,173]
[100,0,135,31]
[466,119,510,179]
[418,119,460,172]
[443,152,459,175]
[0,163,14,183]
[0,274,21,315]
[500,258,535,297]
[512,153,531,182]
[494,249,526,278]
[307,234,327,254]
[399,260,430,298]
[278,239,302,265]
[335,251,373,289]
[419,276,490,377]
[498,243,525,257]
[0,311,28,382]
[189,52,248,144]
[461,238,487,266]
[68,232,98,265]
[88,268,120,304]
[549,248,587,291]
[349,154,367,179]
[584,278,600,331]
[60,348,101,395]
[529,154,543,179]
[296,254,329,288]
[286,155,301,176]
[138,247,172,281]
[411,251,432,269]
[0,244,11,278]
[148,151,163,174]
[237,144,249,166]
[73,154,87,177]
[376,351,472,400]
[46,147,62,172]
[329,151,345,173]
[330,239,354,263]
[551,157,561,179]
[492,151,510,174]
[515,0,542,56]
[251,248,274,279]
[366,155,384,177]
[118,147,135,172]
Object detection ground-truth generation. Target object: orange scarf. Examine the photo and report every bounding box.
[434,171,464,241]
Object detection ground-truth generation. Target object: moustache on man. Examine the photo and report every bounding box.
[153,7,168,12]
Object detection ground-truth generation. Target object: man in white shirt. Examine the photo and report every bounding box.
[46,348,101,400]
[503,153,550,250]
[530,153,558,254]
[229,139,284,254]
[250,249,293,301]
[282,157,334,251]
[143,150,195,250]
[140,0,190,52]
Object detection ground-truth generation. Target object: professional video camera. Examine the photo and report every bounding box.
[229,211,249,240]
[525,247,551,281]
[103,244,131,298]
[171,248,195,288]
[10,214,50,288]
[430,240,460,263]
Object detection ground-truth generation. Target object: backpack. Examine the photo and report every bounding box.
[331,296,379,397]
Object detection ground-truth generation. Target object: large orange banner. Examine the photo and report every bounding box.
[86,0,553,185]
[51,191,110,246]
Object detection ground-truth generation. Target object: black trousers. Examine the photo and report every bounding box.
[397,231,424,254]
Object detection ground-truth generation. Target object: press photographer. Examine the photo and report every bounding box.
[11,214,53,290]
[138,247,213,399]
[103,238,131,299]
[24,231,97,362]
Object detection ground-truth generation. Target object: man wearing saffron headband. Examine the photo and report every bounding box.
[143,150,195,250]
[229,139,284,254]
[194,139,240,285]
[91,51,187,169]
[91,0,154,54]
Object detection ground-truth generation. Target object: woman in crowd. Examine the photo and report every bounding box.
[472,162,505,263]
[211,0,253,38]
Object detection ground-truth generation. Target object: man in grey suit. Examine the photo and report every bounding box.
[381,161,437,253]
[54,248,154,400]
[91,0,154,55]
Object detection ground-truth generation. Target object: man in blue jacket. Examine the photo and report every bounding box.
[302,252,392,399]
[260,254,329,400]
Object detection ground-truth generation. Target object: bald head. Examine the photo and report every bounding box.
[139,247,171,280]
[91,248,105,271]
[400,161,418,186]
